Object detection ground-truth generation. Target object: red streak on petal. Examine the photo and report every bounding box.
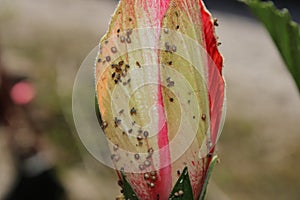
[128,0,172,198]
[141,0,171,27]
[141,0,173,198]
[200,1,225,144]
[200,1,223,75]
[153,74,172,199]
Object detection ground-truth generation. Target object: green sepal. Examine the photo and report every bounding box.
[121,172,139,200]
[240,0,300,93]
[169,167,194,200]
[199,155,218,200]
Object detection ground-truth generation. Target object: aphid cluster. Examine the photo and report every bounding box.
[166,77,175,87]
[164,42,177,53]
[110,60,131,85]
[144,170,158,189]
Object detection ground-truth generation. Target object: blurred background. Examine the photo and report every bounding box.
[0,0,299,199]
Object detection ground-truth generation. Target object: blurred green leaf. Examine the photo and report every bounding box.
[121,173,139,200]
[199,155,218,200]
[169,167,194,200]
[240,0,300,93]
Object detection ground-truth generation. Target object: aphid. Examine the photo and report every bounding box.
[111,154,120,162]
[120,36,125,43]
[136,61,141,68]
[129,17,132,22]
[126,37,132,43]
[149,182,155,188]
[117,29,120,33]
[122,70,127,78]
[101,121,108,129]
[127,78,131,84]
[128,129,133,134]
[177,170,181,175]
[178,190,184,196]
[130,107,137,115]
[217,42,222,46]
[137,134,143,141]
[213,18,219,26]
[134,153,140,160]
[115,65,122,72]
[114,117,121,127]
[208,140,212,148]
[168,61,172,65]
[169,98,174,102]
[144,173,150,179]
[148,148,154,154]
[163,27,169,34]
[118,180,123,187]
[114,79,119,84]
[113,144,119,151]
[147,148,154,158]
[201,114,206,121]
[139,164,145,170]
[126,29,132,36]
[193,116,195,119]
[116,74,121,80]
[118,60,124,66]
[111,72,116,78]
[176,25,179,30]
[144,160,151,167]
[151,176,157,181]
[148,171,155,176]
[106,56,111,62]
[111,47,117,53]
[174,192,179,197]
[167,81,175,87]
[143,131,149,138]
[97,58,102,63]
[119,109,124,114]
[125,64,130,69]
[111,63,118,68]
[165,42,170,51]
[171,45,177,52]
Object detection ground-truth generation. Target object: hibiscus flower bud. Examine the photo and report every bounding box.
[89,0,225,199]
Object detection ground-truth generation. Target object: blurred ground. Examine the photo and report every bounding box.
[0,0,299,199]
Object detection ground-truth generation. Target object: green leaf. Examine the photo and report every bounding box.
[199,155,218,200]
[240,0,300,93]
[121,173,139,200]
[169,167,194,200]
